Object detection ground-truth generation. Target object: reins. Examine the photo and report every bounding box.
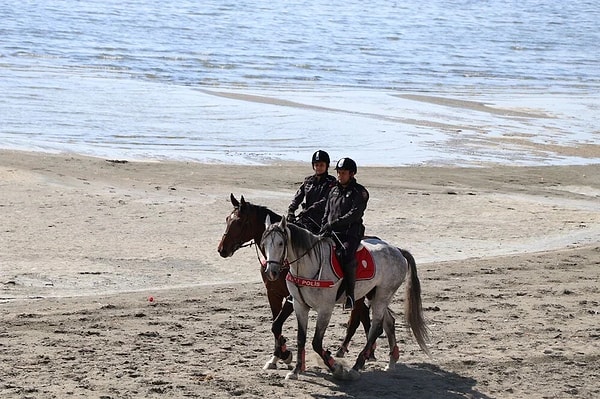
[286,236,324,266]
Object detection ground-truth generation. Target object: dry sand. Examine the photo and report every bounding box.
[1,150,599,398]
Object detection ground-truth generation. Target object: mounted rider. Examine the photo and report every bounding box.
[287,150,337,234]
[319,157,369,310]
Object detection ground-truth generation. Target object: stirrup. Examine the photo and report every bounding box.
[343,295,354,311]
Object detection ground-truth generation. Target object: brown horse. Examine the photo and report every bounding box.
[217,194,373,369]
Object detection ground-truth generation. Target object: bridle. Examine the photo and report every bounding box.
[222,208,285,269]
[260,225,289,270]
[220,208,254,253]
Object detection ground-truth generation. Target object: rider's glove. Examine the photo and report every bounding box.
[286,211,296,223]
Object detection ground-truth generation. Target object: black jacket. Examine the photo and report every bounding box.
[322,178,369,239]
[288,173,336,225]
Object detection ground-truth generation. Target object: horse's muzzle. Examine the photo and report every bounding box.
[263,260,282,282]
[217,238,239,258]
[218,245,240,258]
[217,248,231,258]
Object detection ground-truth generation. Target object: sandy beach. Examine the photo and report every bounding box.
[1,150,599,398]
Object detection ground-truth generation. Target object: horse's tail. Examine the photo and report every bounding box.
[399,248,431,357]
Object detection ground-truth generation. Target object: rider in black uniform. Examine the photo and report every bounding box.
[287,150,336,234]
[320,157,369,310]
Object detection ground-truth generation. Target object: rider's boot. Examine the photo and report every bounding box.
[343,261,356,310]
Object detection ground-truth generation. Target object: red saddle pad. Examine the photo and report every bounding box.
[331,245,375,281]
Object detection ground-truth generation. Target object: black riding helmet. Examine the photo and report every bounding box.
[312,150,330,167]
[335,157,357,174]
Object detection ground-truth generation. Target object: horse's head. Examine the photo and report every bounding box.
[217,194,257,258]
[260,215,289,282]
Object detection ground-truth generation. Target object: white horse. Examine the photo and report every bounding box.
[261,216,430,380]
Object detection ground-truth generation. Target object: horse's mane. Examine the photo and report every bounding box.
[263,220,319,256]
[287,222,321,254]
[242,201,282,223]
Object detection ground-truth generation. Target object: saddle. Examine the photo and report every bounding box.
[331,244,376,281]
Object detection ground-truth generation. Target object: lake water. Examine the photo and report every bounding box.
[1,0,599,166]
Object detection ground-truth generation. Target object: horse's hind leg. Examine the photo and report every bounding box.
[382,308,399,371]
[352,303,385,372]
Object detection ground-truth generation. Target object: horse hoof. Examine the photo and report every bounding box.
[281,351,293,365]
[263,361,277,370]
[285,371,299,380]
[335,347,347,358]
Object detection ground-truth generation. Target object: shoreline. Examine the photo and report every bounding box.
[3,87,600,168]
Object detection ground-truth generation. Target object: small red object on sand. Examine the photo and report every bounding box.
[148,296,154,302]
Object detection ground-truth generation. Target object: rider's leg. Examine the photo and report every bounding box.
[343,259,357,310]
[341,237,360,310]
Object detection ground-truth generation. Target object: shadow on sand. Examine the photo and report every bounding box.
[309,363,494,399]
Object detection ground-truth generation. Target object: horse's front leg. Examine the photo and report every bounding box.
[286,301,310,380]
[336,300,361,357]
[262,271,294,370]
[264,297,294,369]
[312,308,339,374]
[360,300,378,361]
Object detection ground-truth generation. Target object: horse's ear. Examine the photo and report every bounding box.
[230,193,239,208]
[265,214,272,229]
[280,215,287,229]
[229,193,240,208]
[240,195,247,208]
